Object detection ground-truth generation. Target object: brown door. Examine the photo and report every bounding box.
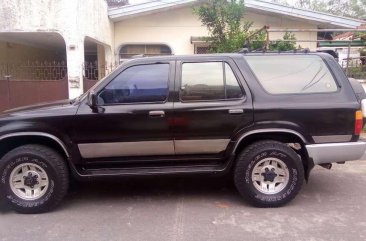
[0,62,68,112]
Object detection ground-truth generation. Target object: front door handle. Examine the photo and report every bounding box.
[228,109,244,115]
[149,110,165,118]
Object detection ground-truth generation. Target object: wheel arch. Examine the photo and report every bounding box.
[233,129,307,153]
[231,129,312,180]
[0,132,70,161]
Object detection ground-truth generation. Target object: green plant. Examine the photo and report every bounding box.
[269,32,297,51]
[194,0,298,53]
[194,0,248,53]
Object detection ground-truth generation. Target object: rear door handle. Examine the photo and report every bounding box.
[228,109,244,114]
[149,110,165,118]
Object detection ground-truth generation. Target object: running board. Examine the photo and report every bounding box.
[77,163,230,178]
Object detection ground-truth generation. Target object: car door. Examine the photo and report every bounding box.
[173,57,253,155]
[74,60,175,162]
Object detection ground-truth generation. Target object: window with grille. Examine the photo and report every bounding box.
[195,46,210,54]
[119,44,172,61]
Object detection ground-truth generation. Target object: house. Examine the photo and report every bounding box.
[317,24,366,66]
[0,0,365,111]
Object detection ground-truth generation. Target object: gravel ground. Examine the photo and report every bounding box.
[1,161,366,241]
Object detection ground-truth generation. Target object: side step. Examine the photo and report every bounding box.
[77,162,230,177]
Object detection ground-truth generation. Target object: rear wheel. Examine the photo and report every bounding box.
[0,144,69,213]
[234,140,304,207]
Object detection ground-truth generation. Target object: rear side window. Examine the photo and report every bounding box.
[180,62,244,101]
[245,55,338,94]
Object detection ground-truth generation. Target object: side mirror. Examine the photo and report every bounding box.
[87,91,98,107]
[87,91,104,113]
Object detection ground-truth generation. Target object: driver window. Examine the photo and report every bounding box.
[98,64,170,105]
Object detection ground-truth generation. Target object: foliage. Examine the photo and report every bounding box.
[270,0,366,19]
[193,0,246,53]
[194,0,298,53]
[269,32,297,51]
[347,66,366,79]
[350,0,366,19]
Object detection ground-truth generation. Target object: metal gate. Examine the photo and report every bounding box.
[83,61,118,92]
[0,61,68,112]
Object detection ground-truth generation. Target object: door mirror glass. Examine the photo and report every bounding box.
[87,91,97,107]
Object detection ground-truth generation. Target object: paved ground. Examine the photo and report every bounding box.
[1,161,366,241]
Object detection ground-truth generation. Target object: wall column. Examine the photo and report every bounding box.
[97,44,106,80]
[65,39,85,99]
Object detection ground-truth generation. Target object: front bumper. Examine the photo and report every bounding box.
[306,141,366,165]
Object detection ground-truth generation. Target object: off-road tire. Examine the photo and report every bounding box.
[0,144,69,213]
[234,140,304,207]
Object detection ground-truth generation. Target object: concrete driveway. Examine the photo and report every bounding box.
[1,161,366,241]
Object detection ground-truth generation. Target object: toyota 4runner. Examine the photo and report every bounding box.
[0,53,365,213]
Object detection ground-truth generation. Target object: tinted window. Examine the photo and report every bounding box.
[180,62,243,101]
[245,55,338,94]
[98,64,169,104]
[225,63,243,99]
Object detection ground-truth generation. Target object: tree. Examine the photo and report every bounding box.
[194,0,298,53]
[350,0,366,19]
[194,0,247,52]
[270,0,366,19]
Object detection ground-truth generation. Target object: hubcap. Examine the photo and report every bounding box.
[251,157,289,195]
[9,163,49,200]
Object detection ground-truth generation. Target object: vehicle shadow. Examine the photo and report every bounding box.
[0,167,355,213]
[61,175,243,210]
[0,175,240,213]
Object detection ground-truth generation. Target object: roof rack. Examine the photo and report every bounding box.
[237,48,311,54]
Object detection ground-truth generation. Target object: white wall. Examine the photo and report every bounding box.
[0,0,113,98]
[113,6,318,57]
[0,0,324,98]
[114,7,209,56]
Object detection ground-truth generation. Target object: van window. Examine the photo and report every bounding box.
[245,55,338,94]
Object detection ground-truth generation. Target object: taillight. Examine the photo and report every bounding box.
[355,110,363,135]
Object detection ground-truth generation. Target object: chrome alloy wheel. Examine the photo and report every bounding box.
[9,163,49,200]
[251,157,289,195]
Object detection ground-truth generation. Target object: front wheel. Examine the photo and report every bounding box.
[234,140,304,207]
[0,144,69,213]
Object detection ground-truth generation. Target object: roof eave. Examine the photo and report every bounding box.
[108,0,366,28]
[108,0,197,22]
[245,0,365,29]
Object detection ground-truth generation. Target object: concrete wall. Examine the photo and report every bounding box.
[0,0,323,98]
[0,41,65,63]
[114,7,208,56]
[113,6,318,56]
[0,0,113,98]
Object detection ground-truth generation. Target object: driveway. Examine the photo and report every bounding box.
[1,161,366,241]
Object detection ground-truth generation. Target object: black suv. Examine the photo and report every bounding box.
[0,53,365,213]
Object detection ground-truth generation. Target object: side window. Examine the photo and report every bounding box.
[180,62,244,101]
[98,64,169,104]
[245,55,338,94]
[225,63,244,99]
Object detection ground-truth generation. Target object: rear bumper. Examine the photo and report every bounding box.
[306,141,366,165]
